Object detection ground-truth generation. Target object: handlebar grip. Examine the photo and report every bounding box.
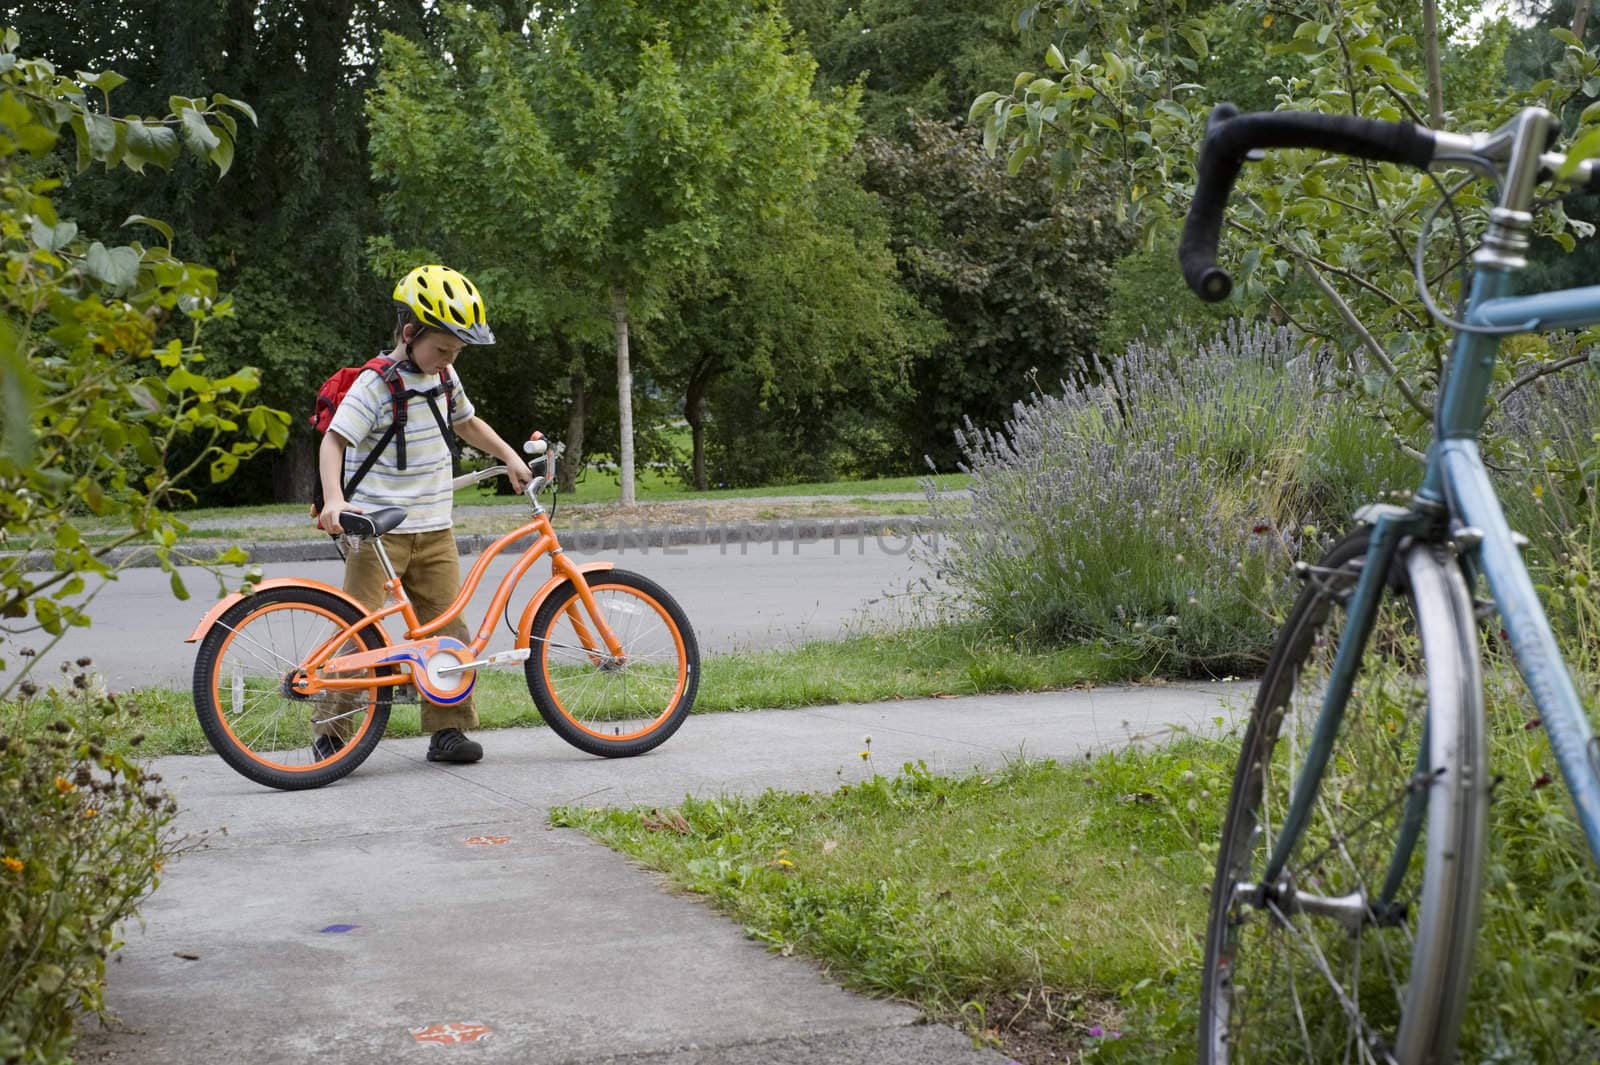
[1179,106,1437,302]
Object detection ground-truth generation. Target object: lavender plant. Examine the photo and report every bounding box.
[927,321,1415,675]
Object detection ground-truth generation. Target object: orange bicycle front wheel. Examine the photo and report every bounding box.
[192,586,394,790]
[524,569,698,757]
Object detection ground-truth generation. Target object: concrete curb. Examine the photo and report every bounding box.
[14,515,946,571]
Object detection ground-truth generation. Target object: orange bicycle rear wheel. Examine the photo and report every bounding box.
[523,569,698,757]
[192,586,394,790]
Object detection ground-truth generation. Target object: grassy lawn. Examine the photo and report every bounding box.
[129,471,971,529]
[10,625,1141,760]
[553,744,1231,1063]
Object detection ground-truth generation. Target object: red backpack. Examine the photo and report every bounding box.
[309,355,459,514]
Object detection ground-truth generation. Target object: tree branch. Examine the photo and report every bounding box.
[1299,257,1433,419]
[1493,353,1591,406]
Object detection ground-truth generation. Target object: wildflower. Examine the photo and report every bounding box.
[2,857,22,874]
[859,751,870,760]
[83,807,98,819]
[54,777,75,794]
[775,858,794,868]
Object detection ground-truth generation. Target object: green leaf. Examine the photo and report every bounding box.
[207,127,235,177]
[30,218,77,252]
[77,69,129,96]
[968,91,1001,125]
[122,214,174,245]
[1558,126,1600,179]
[1007,143,1031,175]
[170,569,191,601]
[1554,230,1577,253]
[144,124,181,168]
[1045,44,1066,72]
[1552,27,1583,49]
[180,108,220,156]
[86,112,118,159]
[1581,99,1600,128]
[210,451,239,483]
[1179,27,1208,60]
[69,112,90,172]
[213,93,258,126]
[83,242,142,291]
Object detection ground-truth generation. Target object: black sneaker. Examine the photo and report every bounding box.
[312,734,345,762]
[427,728,483,764]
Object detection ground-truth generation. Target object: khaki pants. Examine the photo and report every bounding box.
[341,528,477,734]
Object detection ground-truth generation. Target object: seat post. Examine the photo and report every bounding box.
[370,536,399,583]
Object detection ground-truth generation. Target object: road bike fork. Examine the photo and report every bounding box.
[1262,510,1410,885]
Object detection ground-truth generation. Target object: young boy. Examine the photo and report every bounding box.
[315,265,532,764]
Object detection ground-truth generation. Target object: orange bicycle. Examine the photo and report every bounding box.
[184,436,699,790]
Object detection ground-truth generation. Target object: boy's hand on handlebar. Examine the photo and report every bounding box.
[507,456,534,494]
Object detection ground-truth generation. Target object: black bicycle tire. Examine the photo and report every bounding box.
[1199,526,1486,1063]
[192,586,393,790]
[523,569,699,758]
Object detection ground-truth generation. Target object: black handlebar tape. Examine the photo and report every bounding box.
[1179,108,1436,302]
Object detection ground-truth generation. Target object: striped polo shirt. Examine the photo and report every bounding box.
[327,358,474,533]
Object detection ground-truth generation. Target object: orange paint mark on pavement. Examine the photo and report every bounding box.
[463,835,511,847]
[409,1022,493,1045]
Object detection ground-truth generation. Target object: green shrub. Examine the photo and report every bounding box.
[928,321,1414,674]
[1,679,178,1065]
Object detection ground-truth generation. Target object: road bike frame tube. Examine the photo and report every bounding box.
[1444,438,1600,863]
[1263,511,1411,883]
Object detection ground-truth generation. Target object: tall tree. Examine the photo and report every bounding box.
[648,166,937,488]
[369,2,852,505]
[12,0,434,504]
[782,0,1044,132]
[858,115,1130,467]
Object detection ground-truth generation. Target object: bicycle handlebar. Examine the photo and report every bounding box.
[1180,105,1438,302]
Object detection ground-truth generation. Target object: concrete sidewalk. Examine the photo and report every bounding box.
[78,683,1249,1065]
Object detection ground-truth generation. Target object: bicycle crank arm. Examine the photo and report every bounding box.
[435,648,532,676]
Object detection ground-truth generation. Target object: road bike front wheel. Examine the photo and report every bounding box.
[1200,527,1487,1064]
[524,569,698,758]
[192,586,394,790]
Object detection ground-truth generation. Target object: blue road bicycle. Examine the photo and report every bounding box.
[1180,105,1600,1064]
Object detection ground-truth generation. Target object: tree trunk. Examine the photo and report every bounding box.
[561,351,586,494]
[687,394,707,492]
[273,433,318,504]
[1422,0,1445,127]
[612,284,636,506]
[684,358,714,492]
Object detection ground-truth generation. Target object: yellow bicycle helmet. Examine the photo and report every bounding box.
[393,265,495,345]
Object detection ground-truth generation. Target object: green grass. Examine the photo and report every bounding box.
[552,743,1232,1061]
[458,470,969,508]
[7,625,1137,760]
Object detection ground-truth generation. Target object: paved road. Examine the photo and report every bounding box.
[76,683,1251,1065]
[19,532,943,690]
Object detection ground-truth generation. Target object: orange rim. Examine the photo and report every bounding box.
[539,583,688,742]
[208,600,382,773]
